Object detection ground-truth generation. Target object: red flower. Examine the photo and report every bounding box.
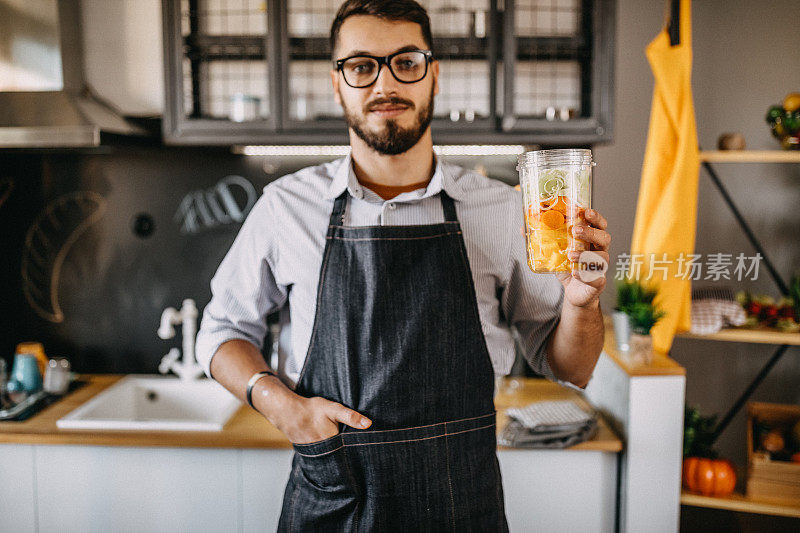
[745,302,762,316]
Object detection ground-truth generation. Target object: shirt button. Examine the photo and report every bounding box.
[387,203,396,210]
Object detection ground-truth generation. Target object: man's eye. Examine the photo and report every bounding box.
[396,60,417,70]
[349,62,374,74]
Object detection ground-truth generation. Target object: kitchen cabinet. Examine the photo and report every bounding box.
[33,446,246,532]
[586,323,686,533]
[162,0,615,145]
[0,444,36,533]
[0,444,617,532]
[0,376,623,531]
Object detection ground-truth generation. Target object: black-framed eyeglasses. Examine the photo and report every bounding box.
[334,49,434,88]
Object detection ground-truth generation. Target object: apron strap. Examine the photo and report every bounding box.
[328,189,459,228]
[329,191,348,227]
[440,191,457,223]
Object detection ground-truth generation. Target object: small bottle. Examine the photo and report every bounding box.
[15,341,48,376]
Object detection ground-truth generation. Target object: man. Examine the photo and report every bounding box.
[196,0,610,530]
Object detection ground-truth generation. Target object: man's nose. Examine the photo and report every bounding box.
[371,63,400,95]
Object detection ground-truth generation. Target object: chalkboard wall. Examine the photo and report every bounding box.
[0,147,301,373]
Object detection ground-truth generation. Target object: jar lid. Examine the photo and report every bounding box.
[517,149,593,168]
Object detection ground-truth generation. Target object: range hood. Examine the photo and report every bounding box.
[0,0,150,148]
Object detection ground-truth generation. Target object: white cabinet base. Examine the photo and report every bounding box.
[1,441,618,532]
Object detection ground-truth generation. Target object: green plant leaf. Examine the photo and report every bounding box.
[683,404,720,458]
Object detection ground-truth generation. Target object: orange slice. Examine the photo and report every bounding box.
[551,196,568,214]
[540,209,565,229]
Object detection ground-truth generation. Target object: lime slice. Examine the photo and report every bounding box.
[537,169,567,202]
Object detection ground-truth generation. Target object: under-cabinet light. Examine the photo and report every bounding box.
[234,145,352,156]
[233,145,528,157]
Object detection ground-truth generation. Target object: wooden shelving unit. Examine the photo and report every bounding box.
[699,150,800,163]
[675,148,800,519]
[681,490,800,519]
[677,328,800,346]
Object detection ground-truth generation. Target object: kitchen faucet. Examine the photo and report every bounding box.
[157,299,204,381]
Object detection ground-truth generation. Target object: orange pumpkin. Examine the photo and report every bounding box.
[682,457,736,497]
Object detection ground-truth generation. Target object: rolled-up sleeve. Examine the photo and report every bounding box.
[195,192,288,378]
[502,191,585,392]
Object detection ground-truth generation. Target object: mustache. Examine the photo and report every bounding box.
[365,97,415,111]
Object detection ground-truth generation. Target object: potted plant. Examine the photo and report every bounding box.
[613,278,659,354]
[682,405,736,498]
[626,301,666,365]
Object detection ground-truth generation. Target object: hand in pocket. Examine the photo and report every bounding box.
[279,395,372,444]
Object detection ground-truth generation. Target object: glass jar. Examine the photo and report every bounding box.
[517,149,594,273]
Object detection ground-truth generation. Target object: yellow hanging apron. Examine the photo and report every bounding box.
[629,0,699,354]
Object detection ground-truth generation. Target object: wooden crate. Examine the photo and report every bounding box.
[746,402,800,506]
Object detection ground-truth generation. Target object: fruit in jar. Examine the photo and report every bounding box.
[524,168,591,273]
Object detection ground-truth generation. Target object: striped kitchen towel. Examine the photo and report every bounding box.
[690,285,746,335]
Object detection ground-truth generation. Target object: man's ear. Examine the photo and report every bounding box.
[331,69,342,105]
[431,60,440,97]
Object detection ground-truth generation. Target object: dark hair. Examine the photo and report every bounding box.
[330,0,434,58]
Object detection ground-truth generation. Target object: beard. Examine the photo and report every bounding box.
[341,85,435,156]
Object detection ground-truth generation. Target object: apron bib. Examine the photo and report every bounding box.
[278,191,508,532]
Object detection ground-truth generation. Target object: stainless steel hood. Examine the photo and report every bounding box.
[0,0,150,148]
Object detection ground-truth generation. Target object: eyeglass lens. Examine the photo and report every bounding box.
[342,51,428,87]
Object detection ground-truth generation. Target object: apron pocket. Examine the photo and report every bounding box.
[292,434,354,493]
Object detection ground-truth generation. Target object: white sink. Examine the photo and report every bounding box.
[57,375,241,432]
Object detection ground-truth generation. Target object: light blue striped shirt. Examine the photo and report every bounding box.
[196,154,581,391]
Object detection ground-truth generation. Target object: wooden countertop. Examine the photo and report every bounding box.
[0,375,621,452]
[602,315,685,377]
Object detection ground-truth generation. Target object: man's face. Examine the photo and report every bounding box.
[331,15,439,155]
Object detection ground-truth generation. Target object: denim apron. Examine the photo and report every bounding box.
[277,191,508,532]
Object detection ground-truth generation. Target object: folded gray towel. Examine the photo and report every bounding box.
[498,417,599,449]
[505,400,594,432]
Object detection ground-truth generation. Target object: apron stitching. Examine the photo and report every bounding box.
[293,423,497,456]
[444,421,457,532]
[345,412,495,435]
[343,423,496,448]
[292,432,342,448]
[294,444,345,458]
[330,221,460,230]
[330,233,461,242]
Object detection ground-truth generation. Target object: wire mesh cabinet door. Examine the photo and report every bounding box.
[500,0,615,145]
[163,0,281,144]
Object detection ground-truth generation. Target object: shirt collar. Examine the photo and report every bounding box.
[325,153,464,201]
